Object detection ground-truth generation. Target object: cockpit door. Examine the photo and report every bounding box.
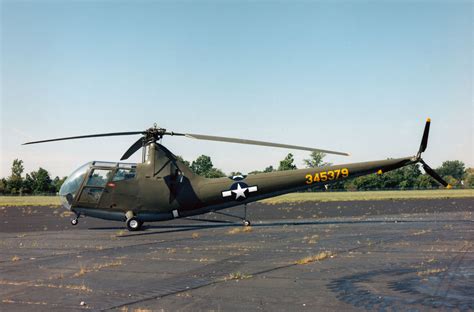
[77,168,113,207]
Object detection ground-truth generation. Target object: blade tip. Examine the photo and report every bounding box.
[446,184,452,189]
[426,117,431,122]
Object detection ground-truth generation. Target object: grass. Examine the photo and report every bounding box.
[262,189,474,204]
[303,234,319,244]
[0,189,471,207]
[0,196,60,206]
[412,229,432,236]
[227,226,253,234]
[225,272,253,281]
[73,260,123,277]
[295,251,334,265]
[0,279,92,292]
[417,267,447,276]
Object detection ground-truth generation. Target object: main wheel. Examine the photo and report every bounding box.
[126,217,142,231]
[243,220,251,227]
[71,218,78,226]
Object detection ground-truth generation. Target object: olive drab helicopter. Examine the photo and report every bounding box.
[23,119,450,231]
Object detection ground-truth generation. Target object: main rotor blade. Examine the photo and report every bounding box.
[23,131,144,145]
[420,159,450,188]
[120,137,144,161]
[184,133,350,156]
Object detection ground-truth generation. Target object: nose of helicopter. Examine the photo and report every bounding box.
[59,162,91,210]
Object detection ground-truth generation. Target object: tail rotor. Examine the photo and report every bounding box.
[416,118,451,188]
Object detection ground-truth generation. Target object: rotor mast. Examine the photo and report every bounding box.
[138,124,183,163]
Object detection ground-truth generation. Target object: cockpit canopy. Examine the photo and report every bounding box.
[59,161,136,210]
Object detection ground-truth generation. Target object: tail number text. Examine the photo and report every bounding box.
[305,168,349,185]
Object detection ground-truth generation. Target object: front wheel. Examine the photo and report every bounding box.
[126,217,143,231]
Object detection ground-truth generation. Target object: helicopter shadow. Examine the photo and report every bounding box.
[101,218,469,238]
[87,218,235,232]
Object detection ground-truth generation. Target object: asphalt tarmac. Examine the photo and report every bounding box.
[0,198,473,311]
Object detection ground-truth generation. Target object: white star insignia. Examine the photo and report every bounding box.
[231,183,247,199]
[222,183,258,200]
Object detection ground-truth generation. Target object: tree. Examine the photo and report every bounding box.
[248,170,262,175]
[349,174,383,191]
[388,164,421,189]
[11,159,24,178]
[346,164,422,191]
[443,175,459,187]
[0,178,7,194]
[264,166,275,173]
[229,171,243,177]
[175,155,191,168]
[23,173,35,194]
[278,153,297,171]
[8,159,24,194]
[464,169,474,188]
[304,151,331,168]
[436,160,465,181]
[53,176,67,193]
[415,174,437,189]
[190,155,214,176]
[206,168,226,178]
[190,155,226,178]
[29,168,53,194]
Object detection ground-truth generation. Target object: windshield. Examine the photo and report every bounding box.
[59,162,91,210]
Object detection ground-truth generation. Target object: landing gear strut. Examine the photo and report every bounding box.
[242,204,251,226]
[214,204,251,226]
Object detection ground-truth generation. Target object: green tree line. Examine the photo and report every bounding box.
[1,154,472,195]
[0,159,66,195]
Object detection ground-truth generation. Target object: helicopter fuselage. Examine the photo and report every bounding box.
[60,142,417,226]
[27,119,446,231]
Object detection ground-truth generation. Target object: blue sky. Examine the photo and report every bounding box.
[1,0,472,178]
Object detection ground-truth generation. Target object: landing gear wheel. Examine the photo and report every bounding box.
[126,217,142,231]
[71,218,78,226]
[243,220,251,227]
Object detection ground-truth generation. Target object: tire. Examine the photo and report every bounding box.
[126,217,142,231]
[71,218,78,226]
[243,220,251,227]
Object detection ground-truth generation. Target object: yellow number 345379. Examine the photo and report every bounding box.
[305,168,349,185]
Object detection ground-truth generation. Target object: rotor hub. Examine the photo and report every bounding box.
[144,125,167,143]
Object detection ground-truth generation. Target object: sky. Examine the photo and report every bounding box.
[1,0,472,178]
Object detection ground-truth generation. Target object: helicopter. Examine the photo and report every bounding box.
[23,119,450,231]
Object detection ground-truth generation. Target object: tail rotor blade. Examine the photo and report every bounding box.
[420,159,450,188]
[418,118,431,155]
